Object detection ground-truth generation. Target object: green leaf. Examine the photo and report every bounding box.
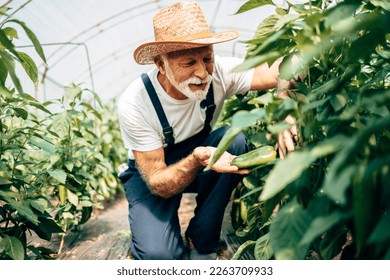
[369,0,390,11]
[269,199,312,259]
[80,206,93,224]
[246,15,280,46]
[62,212,74,220]
[347,30,385,62]
[27,101,52,114]
[261,151,310,201]
[81,102,102,120]
[58,185,67,205]
[52,111,71,138]
[0,7,9,15]
[231,108,266,128]
[13,107,28,119]
[0,176,12,187]
[30,197,49,214]
[67,189,79,206]
[273,98,298,119]
[3,27,18,39]
[0,235,24,260]
[260,135,347,201]
[79,200,93,207]
[267,122,292,134]
[28,136,56,154]
[231,240,256,260]
[235,0,274,14]
[308,78,339,102]
[17,51,38,84]
[302,97,330,113]
[64,161,74,172]
[242,175,259,190]
[48,170,67,184]
[85,89,104,109]
[0,50,23,94]
[329,94,347,112]
[299,212,347,246]
[0,29,20,59]
[368,213,390,245]
[352,160,384,255]
[0,58,8,85]
[318,226,349,260]
[278,54,304,81]
[323,117,390,204]
[274,14,300,29]
[251,29,286,56]
[323,3,360,30]
[0,190,39,225]
[248,92,273,105]
[8,19,46,63]
[233,51,281,72]
[323,165,356,205]
[26,216,64,241]
[254,233,273,260]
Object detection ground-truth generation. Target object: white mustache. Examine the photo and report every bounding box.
[183,75,212,86]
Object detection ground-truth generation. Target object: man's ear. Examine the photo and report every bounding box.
[154,56,166,75]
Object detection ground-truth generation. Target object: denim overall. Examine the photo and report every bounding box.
[120,73,248,260]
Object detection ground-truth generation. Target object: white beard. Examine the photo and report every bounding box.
[164,63,212,101]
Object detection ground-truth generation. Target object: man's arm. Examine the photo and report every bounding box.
[133,146,249,198]
[249,58,301,158]
[250,59,281,91]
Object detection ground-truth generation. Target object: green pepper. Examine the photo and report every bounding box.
[231,145,276,168]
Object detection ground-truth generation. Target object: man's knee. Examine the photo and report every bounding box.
[132,241,184,260]
[227,131,247,155]
[206,126,248,154]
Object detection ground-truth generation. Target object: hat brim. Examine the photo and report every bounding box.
[133,30,238,65]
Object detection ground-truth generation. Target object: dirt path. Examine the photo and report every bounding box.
[29,192,238,260]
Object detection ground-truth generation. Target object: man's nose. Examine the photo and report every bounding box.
[193,61,208,80]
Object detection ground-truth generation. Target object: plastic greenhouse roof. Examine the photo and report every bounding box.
[4,0,277,103]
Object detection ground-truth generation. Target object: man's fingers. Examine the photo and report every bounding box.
[284,115,300,143]
[283,130,295,152]
[194,146,211,162]
[290,125,298,138]
[277,134,286,159]
[234,169,250,175]
[208,151,251,174]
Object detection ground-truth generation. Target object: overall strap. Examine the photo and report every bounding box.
[202,84,216,134]
[141,73,174,146]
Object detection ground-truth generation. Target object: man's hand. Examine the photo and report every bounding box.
[193,146,250,175]
[276,115,300,159]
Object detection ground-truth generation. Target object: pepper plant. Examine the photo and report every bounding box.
[0,6,126,259]
[212,0,389,260]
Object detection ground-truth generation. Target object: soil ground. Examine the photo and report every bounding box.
[29,193,247,260]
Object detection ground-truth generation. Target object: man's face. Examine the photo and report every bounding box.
[161,46,214,101]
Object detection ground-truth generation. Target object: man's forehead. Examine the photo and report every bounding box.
[166,46,214,59]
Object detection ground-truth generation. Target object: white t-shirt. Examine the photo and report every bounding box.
[118,56,254,160]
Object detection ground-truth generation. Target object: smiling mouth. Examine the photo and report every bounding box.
[189,83,206,90]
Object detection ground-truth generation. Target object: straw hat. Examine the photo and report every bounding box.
[133,2,238,64]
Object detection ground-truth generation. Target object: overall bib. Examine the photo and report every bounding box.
[120,73,248,260]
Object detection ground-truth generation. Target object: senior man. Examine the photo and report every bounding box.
[118,1,296,260]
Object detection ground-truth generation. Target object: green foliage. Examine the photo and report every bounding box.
[0,8,127,259]
[216,0,390,259]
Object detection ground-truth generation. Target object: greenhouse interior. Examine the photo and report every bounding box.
[0,0,389,265]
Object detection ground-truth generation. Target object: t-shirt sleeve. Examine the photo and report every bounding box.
[214,56,254,98]
[117,85,163,154]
